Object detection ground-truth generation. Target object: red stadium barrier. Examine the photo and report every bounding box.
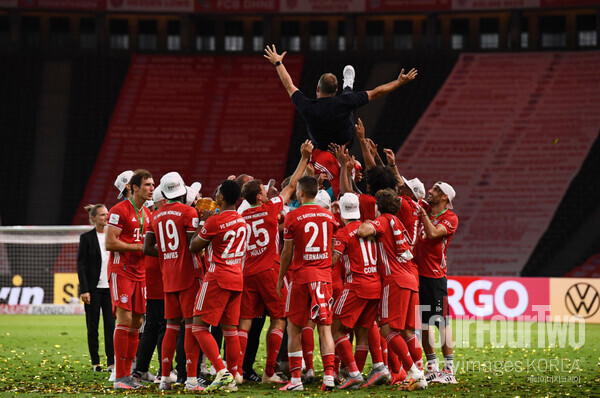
[396,52,600,276]
[73,54,303,225]
[448,276,600,323]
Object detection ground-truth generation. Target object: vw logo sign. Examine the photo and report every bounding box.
[565,283,600,318]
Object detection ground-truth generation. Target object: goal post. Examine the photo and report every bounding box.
[0,225,91,306]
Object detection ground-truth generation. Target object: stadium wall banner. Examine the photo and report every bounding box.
[448,276,600,323]
[53,273,80,305]
[106,0,194,12]
[17,0,106,9]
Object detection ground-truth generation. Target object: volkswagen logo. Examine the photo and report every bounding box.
[565,283,600,318]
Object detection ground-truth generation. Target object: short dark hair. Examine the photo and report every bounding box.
[318,73,338,95]
[375,188,401,215]
[366,166,399,195]
[241,179,263,205]
[219,179,241,206]
[297,176,318,199]
[130,169,152,191]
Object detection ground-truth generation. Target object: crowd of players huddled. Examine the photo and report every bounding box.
[78,51,459,393]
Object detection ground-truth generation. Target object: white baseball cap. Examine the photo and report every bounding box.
[185,185,199,206]
[114,170,134,199]
[434,181,456,209]
[402,177,425,201]
[339,193,360,220]
[190,182,202,193]
[152,187,165,203]
[315,189,332,210]
[160,171,187,199]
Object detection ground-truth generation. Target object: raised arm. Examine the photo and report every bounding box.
[264,45,298,97]
[280,140,313,203]
[366,139,384,166]
[367,68,418,102]
[329,143,354,195]
[356,118,376,170]
[383,148,403,188]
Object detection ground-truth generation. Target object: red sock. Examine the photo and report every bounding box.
[388,349,401,373]
[334,336,358,373]
[322,353,335,377]
[301,327,314,371]
[238,329,248,375]
[113,325,130,378]
[404,334,423,371]
[192,325,225,372]
[368,324,384,364]
[161,324,180,377]
[223,329,240,376]
[126,328,139,376]
[266,328,284,377]
[386,331,413,371]
[288,351,303,380]
[381,335,389,366]
[334,354,340,375]
[355,345,369,372]
[185,324,200,378]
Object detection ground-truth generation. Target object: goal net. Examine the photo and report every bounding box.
[0,226,91,306]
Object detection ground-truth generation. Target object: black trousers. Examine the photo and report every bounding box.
[135,299,166,373]
[243,316,266,374]
[84,287,115,366]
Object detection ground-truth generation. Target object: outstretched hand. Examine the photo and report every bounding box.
[355,118,366,140]
[397,68,418,84]
[301,139,314,159]
[264,44,286,65]
[328,143,348,166]
[383,148,396,166]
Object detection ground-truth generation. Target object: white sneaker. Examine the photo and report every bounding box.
[432,370,457,384]
[262,372,287,384]
[108,369,116,382]
[185,380,205,391]
[425,370,440,382]
[402,367,426,391]
[235,372,244,385]
[343,65,355,89]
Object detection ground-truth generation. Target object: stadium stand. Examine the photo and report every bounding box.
[0,55,43,226]
[392,52,600,276]
[60,55,131,226]
[72,54,304,225]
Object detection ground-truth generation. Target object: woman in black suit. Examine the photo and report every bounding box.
[77,204,115,372]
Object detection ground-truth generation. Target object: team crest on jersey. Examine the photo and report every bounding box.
[120,294,129,304]
[109,214,119,224]
[433,220,439,226]
[192,218,199,228]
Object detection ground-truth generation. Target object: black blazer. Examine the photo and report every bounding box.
[77,228,103,295]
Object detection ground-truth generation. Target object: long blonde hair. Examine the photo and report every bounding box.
[84,204,106,226]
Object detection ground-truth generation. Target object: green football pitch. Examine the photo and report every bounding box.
[0,315,598,397]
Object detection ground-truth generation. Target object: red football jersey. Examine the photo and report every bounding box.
[371,213,418,291]
[241,196,284,276]
[148,202,200,292]
[199,210,247,291]
[396,195,422,251]
[358,194,377,222]
[333,220,381,299]
[414,209,459,279]
[107,199,151,282]
[283,204,337,284]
